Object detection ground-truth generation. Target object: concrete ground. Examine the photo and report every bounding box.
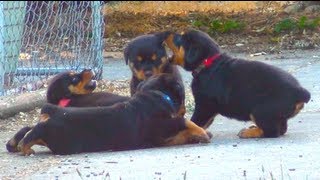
[0,49,320,180]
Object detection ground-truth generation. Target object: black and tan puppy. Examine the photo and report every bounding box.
[124,33,184,98]
[6,69,130,153]
[15,74,210,155]
[163,29,311,138]
[46,69,129,107]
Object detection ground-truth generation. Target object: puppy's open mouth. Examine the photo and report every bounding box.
[84,80,97,90]
[81,69,97,91]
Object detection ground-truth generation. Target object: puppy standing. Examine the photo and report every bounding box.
[164,29,311,138]
[124,33,184,94]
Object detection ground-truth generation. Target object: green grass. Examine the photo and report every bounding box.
[192,18,245,34]
[274,16,320,33]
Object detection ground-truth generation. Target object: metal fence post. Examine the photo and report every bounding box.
[92,1,104,80]
[0,1,4,95]
[0,1,26,96]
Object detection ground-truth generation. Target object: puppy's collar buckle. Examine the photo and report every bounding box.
[192,54,220,77]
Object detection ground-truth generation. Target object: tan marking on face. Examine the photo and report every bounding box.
[237,114,264,138]
[163,120,210,146]
[161,56,167,63]
[133,69,146,80]
[68,70,95,95]
[137,56,143,62]
[39,113,50,123]
[152,67,162,76]
[151,54,157,61]
[164,34,185,67]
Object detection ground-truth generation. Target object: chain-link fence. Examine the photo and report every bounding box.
[0,1,105,96]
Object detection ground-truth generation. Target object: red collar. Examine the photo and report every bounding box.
[58,98,71,107]
[192,54,221,77]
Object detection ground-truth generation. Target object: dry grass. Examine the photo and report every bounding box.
[104,1,260,16]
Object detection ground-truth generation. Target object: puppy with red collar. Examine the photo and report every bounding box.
[6,69,129,153]
[163,29,311,138]
[15,74,210,155]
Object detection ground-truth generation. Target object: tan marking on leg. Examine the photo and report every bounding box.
[163,120,210,146]
[238,114,264,138]
[18,139,47,156]
[7,138,18,152]
[292,102,304,117]
[39,113,50,123]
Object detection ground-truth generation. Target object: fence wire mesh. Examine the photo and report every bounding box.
[0,1,105,96]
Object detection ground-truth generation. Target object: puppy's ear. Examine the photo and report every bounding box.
[123,46,129,65]
[154,31,172,45]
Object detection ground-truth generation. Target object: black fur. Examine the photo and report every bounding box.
[164,29,311,138]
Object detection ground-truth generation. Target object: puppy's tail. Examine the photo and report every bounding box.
[41,103,60,115]
[296,87,311,103]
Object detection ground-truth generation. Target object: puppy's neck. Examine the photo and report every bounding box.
[192,53,221,77]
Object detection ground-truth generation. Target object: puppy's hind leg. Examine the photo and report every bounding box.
[17,123,47,156]
[6,126,33,153]
[238,100,294,138]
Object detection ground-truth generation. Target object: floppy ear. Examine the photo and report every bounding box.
[154,31,172,45]
[123,46,129,65]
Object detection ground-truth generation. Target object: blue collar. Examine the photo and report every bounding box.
[152,91,174,108]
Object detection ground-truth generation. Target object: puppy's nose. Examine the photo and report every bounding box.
[144,71,153,78]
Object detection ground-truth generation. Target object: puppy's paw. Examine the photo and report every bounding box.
[17,141,35,156]
[187,133,210,144]
[238,126,264,138]
[206,130,213,139]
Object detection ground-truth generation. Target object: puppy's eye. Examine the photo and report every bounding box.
[173,35,183,46]
[71,77,80,84]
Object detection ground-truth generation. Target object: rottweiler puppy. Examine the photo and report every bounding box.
[14,74,210,155]
[46,69,129,107]
[124,33,184,98]
[163,29,311,138]
[6,69,130,153]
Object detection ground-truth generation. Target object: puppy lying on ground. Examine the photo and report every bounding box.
[6,69,130,152]
[46,69,129,107]
[124,33,186,116]
[163,29,311,138]
[14,74,210,155]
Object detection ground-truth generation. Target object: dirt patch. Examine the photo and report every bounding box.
[103,1,320,54]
